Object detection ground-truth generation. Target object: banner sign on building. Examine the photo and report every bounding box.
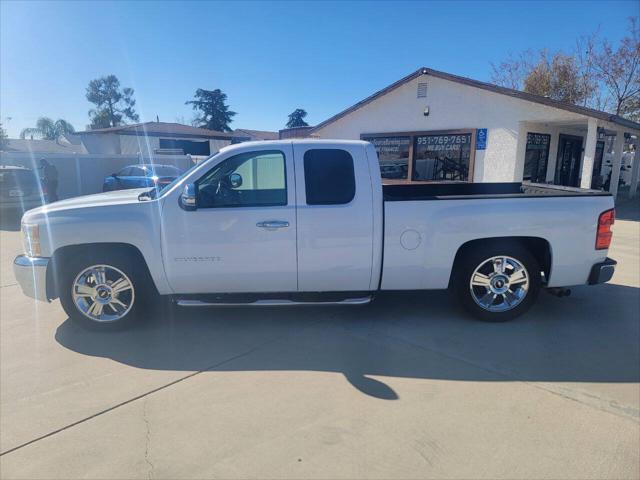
[526,132,550,150]
[416,133,470,152]
[476,128,487,150]
[364,136,411,180]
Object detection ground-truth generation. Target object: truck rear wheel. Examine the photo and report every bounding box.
[452,242,541,322]
[58,250,153,329]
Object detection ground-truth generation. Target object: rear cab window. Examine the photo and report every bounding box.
[303,149,355,205]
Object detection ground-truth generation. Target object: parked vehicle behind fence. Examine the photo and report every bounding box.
[102,164,181,192]
[14,140,617,329]
[0,165,44,215]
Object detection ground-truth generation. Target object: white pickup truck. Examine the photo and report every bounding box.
[14,140,617,328]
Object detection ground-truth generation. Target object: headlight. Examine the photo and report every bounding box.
[22,223,41,257]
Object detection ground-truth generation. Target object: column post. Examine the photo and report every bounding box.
[514,122,529,182]
[580,118,598,189]
[609,131,625,198]
[627,138,640,198]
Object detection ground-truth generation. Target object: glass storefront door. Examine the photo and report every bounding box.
[591,141,605,189]
[555,134,584,187]
[523,133,550,183]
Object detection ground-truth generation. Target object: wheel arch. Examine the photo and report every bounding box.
[47,242,157,300]
[448,236,552,288]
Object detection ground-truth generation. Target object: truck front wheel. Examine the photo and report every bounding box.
[58,250,153,329]
[452,242,541,322]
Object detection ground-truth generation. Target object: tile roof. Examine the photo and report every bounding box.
[77,122,234,139]
[232,129,279,140]
[1,138,88,154]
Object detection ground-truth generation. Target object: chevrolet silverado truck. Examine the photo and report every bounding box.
[14,140,617,328]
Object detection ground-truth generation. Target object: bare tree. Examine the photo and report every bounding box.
[574,30,600,107]
[490,50,534,90]
[489,17,639,120]
[592,17,640,120]
[494,49,592,105]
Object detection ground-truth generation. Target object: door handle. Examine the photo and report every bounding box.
[256,220,290,229]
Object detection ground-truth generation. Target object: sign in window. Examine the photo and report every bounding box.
[413,133,472,181]
[364,136,411,180]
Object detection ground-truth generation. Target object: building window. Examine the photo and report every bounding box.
[159,138,210,156]
[303,149,355,205]
[523,133,550,183]
[363,136,410,180]
[361,130,476,183]
[413,133,472,181]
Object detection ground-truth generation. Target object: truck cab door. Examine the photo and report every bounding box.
[293,143,376,291]
[161,145,297,294]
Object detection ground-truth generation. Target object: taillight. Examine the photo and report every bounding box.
[596,208,615,250]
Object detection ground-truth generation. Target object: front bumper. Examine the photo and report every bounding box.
[588,257,617,285]
[13,255,50,302]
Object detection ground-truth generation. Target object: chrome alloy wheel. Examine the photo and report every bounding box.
[469,256,529,313]
[71,265,135,322]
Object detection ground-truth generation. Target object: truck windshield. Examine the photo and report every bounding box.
[145,165,181,177]
[138,155,215,200]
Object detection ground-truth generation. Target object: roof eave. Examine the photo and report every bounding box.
[311,67,640,133]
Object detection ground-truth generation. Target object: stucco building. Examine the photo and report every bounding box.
[310,67,640,198]
[72,122,234,157]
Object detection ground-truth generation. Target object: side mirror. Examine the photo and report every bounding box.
[229,173,243,189]
[111,173,119,178]
[180,183,197,211]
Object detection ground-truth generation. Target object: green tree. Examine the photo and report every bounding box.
[86,75,139,129]
[286,108,309,128]
[0,123,8,149]
[185,88,236,132]
[522,52,592,105]
[19,117,75,140]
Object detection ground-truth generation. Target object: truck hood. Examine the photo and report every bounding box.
[24,188,151,217]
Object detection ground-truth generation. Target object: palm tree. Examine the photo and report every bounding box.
[20,117,75,140]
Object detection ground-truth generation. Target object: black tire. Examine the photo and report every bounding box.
[57,249,156,330]
[451,241,541,322]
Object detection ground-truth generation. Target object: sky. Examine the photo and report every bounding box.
[1,0,638,137]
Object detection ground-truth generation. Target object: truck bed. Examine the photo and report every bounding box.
[382,182,612,201]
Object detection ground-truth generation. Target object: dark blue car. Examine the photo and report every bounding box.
[102,164,181,192]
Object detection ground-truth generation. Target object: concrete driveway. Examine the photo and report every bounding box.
[0,201,638,479]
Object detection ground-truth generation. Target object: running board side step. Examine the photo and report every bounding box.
[176,297,373,307]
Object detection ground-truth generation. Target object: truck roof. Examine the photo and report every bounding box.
[0,165,32,171]
[219,139,370,154]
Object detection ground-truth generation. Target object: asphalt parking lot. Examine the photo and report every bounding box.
[0,201,638,479]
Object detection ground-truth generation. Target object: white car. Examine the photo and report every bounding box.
[14,140,617,328]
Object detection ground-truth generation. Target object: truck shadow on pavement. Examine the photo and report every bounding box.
[615,198,640,221]
[54,282,640,400]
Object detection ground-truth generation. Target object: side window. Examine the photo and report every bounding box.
[196,150,287,208]
[303,149,355,205]
[118,167,133,176]
[129,166,145,176]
